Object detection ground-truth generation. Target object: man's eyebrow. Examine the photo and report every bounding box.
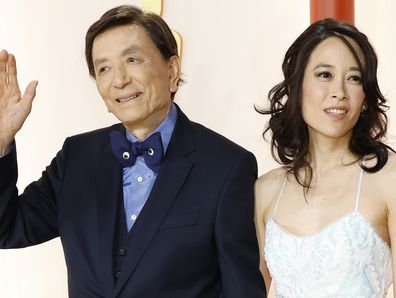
[121,45,143,55]
[93,57,107,68]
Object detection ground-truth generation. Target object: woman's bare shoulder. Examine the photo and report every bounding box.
[385,151,396,169]
[371,151,396,174]
[365,151,396,205]
[257,166,286,186]
[255,166,287,210]
[378,152,396,213]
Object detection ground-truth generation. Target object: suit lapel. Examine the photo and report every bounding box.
[96,124,124,291]
[114,107,195,296]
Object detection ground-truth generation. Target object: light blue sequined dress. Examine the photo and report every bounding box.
[264,168,392,298]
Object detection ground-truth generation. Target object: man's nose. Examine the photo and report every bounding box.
[113,65,132,88]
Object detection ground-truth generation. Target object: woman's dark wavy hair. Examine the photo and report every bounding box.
[257,18,391,191]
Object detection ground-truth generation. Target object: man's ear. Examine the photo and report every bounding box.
[168,55,181,93]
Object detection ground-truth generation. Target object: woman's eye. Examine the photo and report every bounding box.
[317,71,332,79]
[348,75,362,83]
[128,57,136,63]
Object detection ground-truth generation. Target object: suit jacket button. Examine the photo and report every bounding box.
[115,271,121,279]
[119,248,126,256]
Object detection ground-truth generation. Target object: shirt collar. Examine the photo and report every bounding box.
[125,103,177,154]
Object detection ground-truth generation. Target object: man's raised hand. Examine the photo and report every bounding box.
[0,49,37,154]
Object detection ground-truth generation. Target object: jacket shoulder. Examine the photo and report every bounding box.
[67,123,121,141]
[60,123,122,157]
[189,120,252,156]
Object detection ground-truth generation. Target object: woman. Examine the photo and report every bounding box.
[255,19,395,297]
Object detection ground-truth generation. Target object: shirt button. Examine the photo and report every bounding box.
[115,271,121,279]
[131,214,137,221]
[137,176,143,182]
[119,248,126,256]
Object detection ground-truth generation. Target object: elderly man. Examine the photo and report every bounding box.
[0,5,265,298]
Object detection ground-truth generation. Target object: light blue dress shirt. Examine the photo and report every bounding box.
[122,103,177,231]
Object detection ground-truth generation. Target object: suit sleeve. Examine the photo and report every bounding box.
[0,140,68,248]
[215,150,266,297]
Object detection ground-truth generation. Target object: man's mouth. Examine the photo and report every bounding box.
[116,92,143,103]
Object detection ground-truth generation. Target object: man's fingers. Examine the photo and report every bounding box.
[7,54,20,92]
[20,80,38,105]
[0,49,8,84]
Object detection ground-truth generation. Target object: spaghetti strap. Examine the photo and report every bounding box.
[354,163,365,212]
[272,174,287,217]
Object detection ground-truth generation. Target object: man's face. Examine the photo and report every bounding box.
[92,24,180,139]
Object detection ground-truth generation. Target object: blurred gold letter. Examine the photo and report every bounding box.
[141,0,183,58]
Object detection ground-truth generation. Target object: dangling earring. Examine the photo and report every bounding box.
[360,103,367,117]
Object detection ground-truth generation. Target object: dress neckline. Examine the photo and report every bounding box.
[267,211,391,249]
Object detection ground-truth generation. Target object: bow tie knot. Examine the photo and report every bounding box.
[110,130,164,173]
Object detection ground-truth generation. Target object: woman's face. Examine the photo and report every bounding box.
[301,36,365,144]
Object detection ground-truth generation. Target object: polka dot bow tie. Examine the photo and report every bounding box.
[110,130,164,173]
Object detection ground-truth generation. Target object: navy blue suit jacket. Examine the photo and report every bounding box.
[0,106,265,297]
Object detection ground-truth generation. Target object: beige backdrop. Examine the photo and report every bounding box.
[0,0,395,297]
